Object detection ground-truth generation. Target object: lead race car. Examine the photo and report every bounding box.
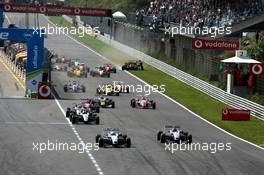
[95,128,131,148]
[157,126,192,144]
[130,96,156,109]
[64,81,85,93]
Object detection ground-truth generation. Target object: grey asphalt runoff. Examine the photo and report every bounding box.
[0,13,264,175]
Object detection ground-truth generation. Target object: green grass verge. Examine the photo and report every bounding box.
[49,16,264,145]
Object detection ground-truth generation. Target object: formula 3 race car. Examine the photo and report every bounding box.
[96,128,131,148]
[64,81,85,93]
[157,126,192,144]
[96,96,115,108]
[53,56,71,64]
[66,103,99,119]
[121,60,143,71]
[81,100,100,113]
[112,81,130,93]
[130,96,156,109]
[90,67,110,78]
[100,64,117,73]
[51,64,68,71]
[68,108,100,125]
[96,84,119,96]
[67,66,88,78]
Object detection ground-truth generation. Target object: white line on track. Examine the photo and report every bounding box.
[54,97,104,175]
[0,122,69,125]
[3,13,106,175]
[45,16,264,152]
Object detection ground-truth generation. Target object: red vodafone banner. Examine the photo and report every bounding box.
[222,108,250,121]
[1,4,112,17]
[192,39,240,50]
[251,63,264,76]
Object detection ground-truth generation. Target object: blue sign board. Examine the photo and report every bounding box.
[0,27,44,92]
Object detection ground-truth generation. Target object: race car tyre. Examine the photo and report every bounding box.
[107,74,110,78]
[152,102,156,110]
[98,138,104,148]
[188,135,192,144]
[126,86,129,93]
[121,66,125,71]
[95,117,100,125]
[95,135,101,143]
[131,99,136,108]
[86,67,90,73]
[64,86,67,92]
[69,115,73,122]
[113,69,116,73]
[71,116,77,124]
[82,86,86,93]
[112,102,115,108]
[96,107,100,113]
[123,135,127,139]
[116,92,119,96]
[157,131,163,141]
[160,134,166,143]
[126,138,131,148]
[66,108,71,118]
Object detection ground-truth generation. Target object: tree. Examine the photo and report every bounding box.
[247,32,264,62]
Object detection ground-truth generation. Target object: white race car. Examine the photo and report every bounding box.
[96,128,131,148]
[64,81,85,93]
[157,126,192,144]
[69,108,100,125]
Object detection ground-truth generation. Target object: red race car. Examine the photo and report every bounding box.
[130,96,156,109]
[100,64,117,73]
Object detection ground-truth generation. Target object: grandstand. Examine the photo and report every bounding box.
[130,0,264,33]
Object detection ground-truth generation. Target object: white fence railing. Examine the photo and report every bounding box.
[0,51,26,83]
[62,16,264,120]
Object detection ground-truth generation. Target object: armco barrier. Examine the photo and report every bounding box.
[62,16,264,120]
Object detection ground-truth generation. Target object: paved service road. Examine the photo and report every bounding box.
[1,13,264,175]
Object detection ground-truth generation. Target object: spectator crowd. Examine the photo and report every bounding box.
[134,0,264,31]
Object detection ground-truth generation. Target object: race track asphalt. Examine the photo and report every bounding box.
[1,13,264,175]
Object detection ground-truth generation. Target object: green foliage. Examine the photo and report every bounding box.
[247,32,264,62]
